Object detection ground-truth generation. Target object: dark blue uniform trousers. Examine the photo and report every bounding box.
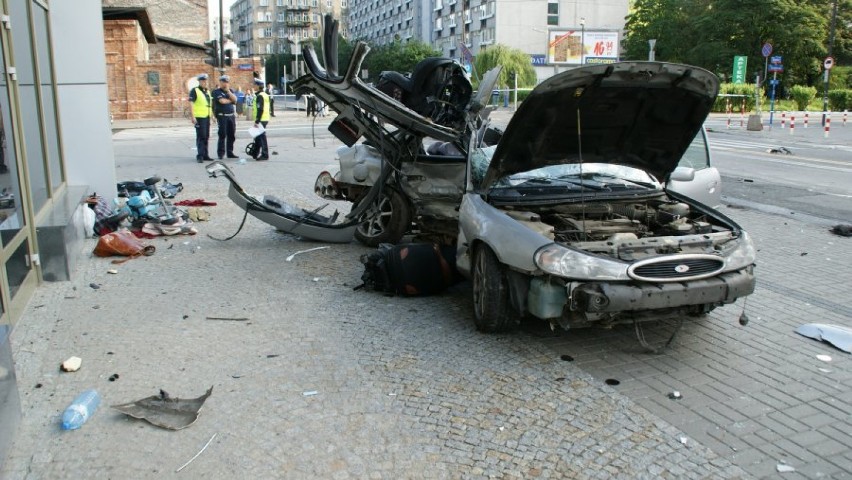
[194,117,210,160]
[216,114,236,158]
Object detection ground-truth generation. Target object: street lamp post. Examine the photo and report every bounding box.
[579,17,585,65]
[648,39,656,61]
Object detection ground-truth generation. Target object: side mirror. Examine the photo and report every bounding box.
[670,166,695,182]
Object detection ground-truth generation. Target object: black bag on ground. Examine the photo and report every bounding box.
[359,243,458,296]
[245,142,260,159]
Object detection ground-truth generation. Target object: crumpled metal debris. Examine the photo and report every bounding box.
[112,386,213,430]
[795,324,852,353]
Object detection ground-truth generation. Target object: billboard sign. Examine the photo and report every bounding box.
[547,30,618,65]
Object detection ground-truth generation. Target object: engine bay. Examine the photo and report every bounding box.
[502,198,739,261]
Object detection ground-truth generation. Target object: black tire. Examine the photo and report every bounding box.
[352,188,411,247]
[472,244,519,333]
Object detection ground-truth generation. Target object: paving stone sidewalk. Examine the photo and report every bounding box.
[0,129,748,478]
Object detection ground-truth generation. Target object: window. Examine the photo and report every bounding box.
[435,0,442,10]
[258,28,265,37]
[547,0,558,26]
[277,0,285,5]
[435,17,442,30]
[265,12,273,22]
[259,0,269,5]
[264,27,273,37]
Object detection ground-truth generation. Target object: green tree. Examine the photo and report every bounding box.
[623,0,833,87]
[472,44,536,89]
[360,40,442,82]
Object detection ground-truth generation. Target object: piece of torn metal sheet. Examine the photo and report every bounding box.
[795,323,852,354]
[112,386,213,430]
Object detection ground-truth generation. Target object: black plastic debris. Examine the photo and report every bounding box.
[108,374,119,382]
[560,355,574,362]
[795,324,852,353]
[89,283,101,290]
[112,386,213,430]
[605,379,620,386]
[830,225,852,237]
[766,146,793,155]
[668,391,683,400]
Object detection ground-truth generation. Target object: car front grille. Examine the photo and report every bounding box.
[628,255,725,282]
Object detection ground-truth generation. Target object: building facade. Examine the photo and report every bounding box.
[431,0,629,81]
[231,0,350,58]
[1,0,116,462]
[347,0,432,46]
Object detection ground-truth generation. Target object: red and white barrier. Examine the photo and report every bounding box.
[825,112,831,138]
[844,110,848,127]
[790,115,795,134]
[804,111,809,128]
[781,111,786,128]
[740,98,745,128]
[726,99,732,129]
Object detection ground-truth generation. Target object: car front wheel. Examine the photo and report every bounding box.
[352,188,411,247]
[472,244,518,333]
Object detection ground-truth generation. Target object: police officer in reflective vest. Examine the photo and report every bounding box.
[189,73,213,162]
[253,78,270,161]
[212,75,238,159]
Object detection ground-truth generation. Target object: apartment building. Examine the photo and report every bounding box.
[230,0,349,58]
[347,0,433,46]
[432,0,629,80]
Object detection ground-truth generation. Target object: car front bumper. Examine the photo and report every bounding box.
[569,267,755,313]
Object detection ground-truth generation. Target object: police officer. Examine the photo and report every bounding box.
[212,75,239,159]
[188,73,213,162]
[253,78,270,161]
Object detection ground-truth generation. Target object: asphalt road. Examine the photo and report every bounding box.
[703,116,852,224]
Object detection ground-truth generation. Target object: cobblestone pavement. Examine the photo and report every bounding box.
[0,111,750,478]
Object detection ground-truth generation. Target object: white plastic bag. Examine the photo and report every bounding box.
[247,124,265,138]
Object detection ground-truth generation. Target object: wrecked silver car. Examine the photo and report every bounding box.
[456,62,756,333]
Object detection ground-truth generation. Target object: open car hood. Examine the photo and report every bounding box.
[481,62,719,187]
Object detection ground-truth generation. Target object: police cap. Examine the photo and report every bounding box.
[219,75,230,82]
[197,73,209,80]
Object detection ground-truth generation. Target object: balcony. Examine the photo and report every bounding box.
[286,19,313,27]
[287,5,310,11]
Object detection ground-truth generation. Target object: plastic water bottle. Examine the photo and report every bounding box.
[61,389,101,430]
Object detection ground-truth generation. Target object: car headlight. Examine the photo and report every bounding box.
[723,231,756,272]
[534,243,630,280]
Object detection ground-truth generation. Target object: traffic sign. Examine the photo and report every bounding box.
[769,79,779,86]
[824,56,835,70]
[770,55,782,64]
[762,42,773,58]
[768,64,784,73]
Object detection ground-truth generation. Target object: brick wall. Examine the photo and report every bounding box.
[102,0,209,44]
[105,19,262,120]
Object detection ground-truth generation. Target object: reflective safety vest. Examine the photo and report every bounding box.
[254,91,270,122]
[191,87,211,118]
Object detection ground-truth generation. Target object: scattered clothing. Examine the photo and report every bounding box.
[174,199,218,207]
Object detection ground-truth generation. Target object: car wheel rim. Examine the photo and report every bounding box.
[357,195,393,238]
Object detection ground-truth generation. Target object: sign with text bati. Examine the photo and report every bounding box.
[732,56,748,84]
